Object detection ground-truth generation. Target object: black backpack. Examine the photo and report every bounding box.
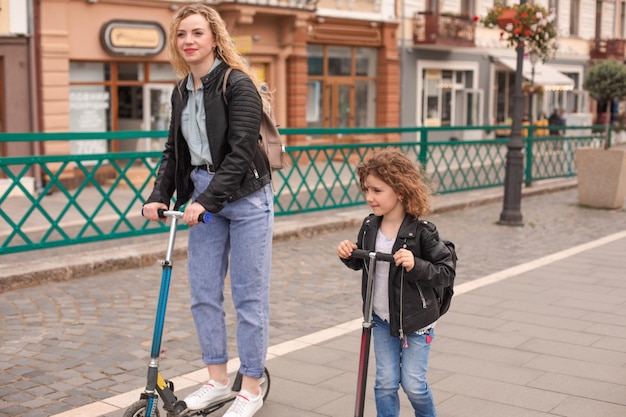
[436,240,458,316]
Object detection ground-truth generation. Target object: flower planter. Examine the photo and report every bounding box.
[496,8,516,30]
[575,147,626,209]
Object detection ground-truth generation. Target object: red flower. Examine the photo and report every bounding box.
[514,28,522,34]
[521,11,528,18]
[473,15,480,22]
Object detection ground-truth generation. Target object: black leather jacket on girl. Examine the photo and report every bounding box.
[146,62,271,213]
[341,214,456,338]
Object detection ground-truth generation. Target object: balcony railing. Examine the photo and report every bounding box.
[589,39,626,60]
[413,12,476,47]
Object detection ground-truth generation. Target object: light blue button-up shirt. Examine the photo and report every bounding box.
[181,59,222,166]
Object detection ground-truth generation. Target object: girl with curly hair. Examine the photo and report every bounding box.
[337,148,456,417]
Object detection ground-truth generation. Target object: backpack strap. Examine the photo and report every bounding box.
[222,68,233,105]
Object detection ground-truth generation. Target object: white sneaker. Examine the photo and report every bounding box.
[223,389,263,417]
[183,379,231,411]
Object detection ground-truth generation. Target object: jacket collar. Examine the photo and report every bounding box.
[365,214,419,238]
[200,61,227,85]
[363,214,418,252]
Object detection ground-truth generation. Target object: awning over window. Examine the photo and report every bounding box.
[497,58,575,91]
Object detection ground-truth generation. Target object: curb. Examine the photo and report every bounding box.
[0,179,577,292]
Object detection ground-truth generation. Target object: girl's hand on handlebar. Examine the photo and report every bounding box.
[337,240,357,259]
[394,248,415,272]
[143,202,168,222]
[183,202,207,227]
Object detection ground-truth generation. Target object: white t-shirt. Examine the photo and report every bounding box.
[373,229,394,321]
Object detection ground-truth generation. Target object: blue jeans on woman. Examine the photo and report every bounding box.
[372,314,436,417]
[187,167,274,379]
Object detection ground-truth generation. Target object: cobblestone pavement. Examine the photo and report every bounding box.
[1,187,625,417]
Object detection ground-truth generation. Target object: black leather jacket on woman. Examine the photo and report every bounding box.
[146,62,271,213]
[342,214,456,338]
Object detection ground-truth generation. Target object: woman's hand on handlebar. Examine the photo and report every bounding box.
[337,240,357,259]
[183,202,207,227]
[143,202,168,222]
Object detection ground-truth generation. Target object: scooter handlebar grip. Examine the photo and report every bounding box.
[351,249,394,263]
[199,212,211,223]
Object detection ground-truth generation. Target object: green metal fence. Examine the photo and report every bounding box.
[0,125,605,254]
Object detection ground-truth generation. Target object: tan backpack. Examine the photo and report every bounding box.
[222,68,289,172]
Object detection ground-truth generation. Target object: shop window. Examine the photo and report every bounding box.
[570,0,580,36]
[69,85,111,155]
[355,48,377,76]
[306,80,323,126]
[355,80,376,127]
[70,62,110,82]
[307,45,324,76]
[118,63,144,81]
[69,61,174,154]
[149,63,176,82]
[422,68,478,128]
[328,46,352,76]
[306,45,378,131]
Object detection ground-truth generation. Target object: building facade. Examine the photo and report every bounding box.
[2,0,624,159]
[29,0,400,160]
[397,0,594,141]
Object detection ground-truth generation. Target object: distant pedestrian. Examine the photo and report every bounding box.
[548,108,564,136]
[142,4,273,417]
[336,148,456,417]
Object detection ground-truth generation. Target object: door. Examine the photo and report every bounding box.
[325,82,354,140]
[456,88,483,140]
[332,82,352,128]
[142,84,174,153]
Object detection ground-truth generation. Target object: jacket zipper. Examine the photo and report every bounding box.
[398,241,407,342]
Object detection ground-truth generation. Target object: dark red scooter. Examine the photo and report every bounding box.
[350,249,393,417]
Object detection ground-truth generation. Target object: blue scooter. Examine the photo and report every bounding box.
[125,210,270,417]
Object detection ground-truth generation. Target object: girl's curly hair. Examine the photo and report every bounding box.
[357,148,432,218]
[168,4,271,107]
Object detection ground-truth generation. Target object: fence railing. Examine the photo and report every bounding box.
[0,125,606,254]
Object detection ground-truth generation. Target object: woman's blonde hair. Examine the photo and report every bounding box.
[357,148,432,218]
[168,4,271,105]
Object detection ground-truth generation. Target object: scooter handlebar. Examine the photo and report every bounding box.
[156,209,211,223]
[141,208,211,223]
[351,249,394,263]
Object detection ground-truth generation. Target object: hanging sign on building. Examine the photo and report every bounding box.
[101,20,166,57]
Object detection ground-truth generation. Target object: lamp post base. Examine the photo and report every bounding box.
[497,214,524,227]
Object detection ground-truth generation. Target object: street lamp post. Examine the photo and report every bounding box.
[529,49,539,123]
[497,1,527,227]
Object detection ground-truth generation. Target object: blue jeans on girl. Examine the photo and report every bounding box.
[372,314,436,417]
[187,167,274,379]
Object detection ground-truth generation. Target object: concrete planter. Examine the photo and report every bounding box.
[575,147,626,209]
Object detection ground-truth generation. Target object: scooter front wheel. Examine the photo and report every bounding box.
[123,400,161,417]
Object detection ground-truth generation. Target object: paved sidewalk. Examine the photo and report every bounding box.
[2,179,626,417]
[59,229,626,417]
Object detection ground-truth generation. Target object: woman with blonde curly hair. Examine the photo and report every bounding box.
[337,148,456,417]
[143,4,273,417]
